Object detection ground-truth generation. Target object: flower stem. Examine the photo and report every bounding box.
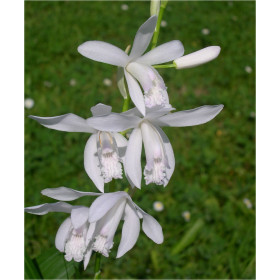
[153,62,176,69]
[93,253,101,279]
[120,93,130,136]
[122,94,130,112]
[151,0,168,49]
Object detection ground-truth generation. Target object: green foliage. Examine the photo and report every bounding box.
[25,251,43,279]
[172,219,204,255]
[25,1,255,279]
[36,248,77,279]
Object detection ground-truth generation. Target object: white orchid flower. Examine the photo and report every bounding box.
[86,104,224,188]
[29,104,127,193]
[77,16,184,116]
[25,187,163,264]
[25,187,101,269]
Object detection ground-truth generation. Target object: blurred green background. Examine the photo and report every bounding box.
[24,1,255,279]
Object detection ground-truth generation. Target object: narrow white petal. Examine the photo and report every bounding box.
[90,103,112,117]
[124,70,146,116]
[126,62,154,92]
[84,134,104,192]
[174,46,221,69]
[112,132,127,148]
[83,249,93,270]
[29,114,96,133]
[25,202,74,215]
[117,67,128,99]
[154,126,175,185]
[78,41,129,67]
[89,192,128,223]
[122,107,142,118]
[116,204,140,258]
[86,223,96,247]
[124,128,143,189]
[86,112,141,132]
[41,186,101,201]
[136,40,184,65]
[157,105,224,127]
[55,217,72,252]
[129,16,157,60]
[112,132,128,160]
[100,199,127,244]
[146,106,175,120]
[71,207,89,230]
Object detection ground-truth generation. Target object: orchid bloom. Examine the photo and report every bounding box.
[25,188,101,269]
[86,104,224,188]
[29,104,127,193]
[25,187,163,265]
[77,16,184,116]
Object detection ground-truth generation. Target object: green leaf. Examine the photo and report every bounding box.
[150,250,160,273]
[25,251,43,279]
[171,219,204,255]
[36,248,77,279]
[242,255,256,279]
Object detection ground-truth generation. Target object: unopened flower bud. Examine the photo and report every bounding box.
[150,0,160,16]
[174,46,221,69]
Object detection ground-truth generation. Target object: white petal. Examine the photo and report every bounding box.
[124,128,143,189]
[117,67,128,99]
[55,217,72,252]
[29,114,96,133]
[83,249,93,270]
[113,132,127,148]
[112,132,128,160]
[71,207,89,230]
[25,202,74,215]
[122,107,142,118]
[101,199,127,243]
[86,112,141,132]
[146,106,175,120]
[145,107,175,123]
[86,223,96,247]
[142,213,163,244]
[157,105,224,127]
[154,126,175,185]
[116,204,140,258]
[41,186,101,201]
[129,16,157,60]
[90,103,112,117]
[126,62,154,92]
[124,70,146,116]
[84,134,104,192]
[132,204,164,244]
[174,46,221,69]
[78,41,129,67]
[136,40,184,65]
[89,192,128,223]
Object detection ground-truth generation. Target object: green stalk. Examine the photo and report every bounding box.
[120,87,130,136]
[153,62,176,69]
[93,253,101,279]
[151,0,168,49]
[122,94,130,112]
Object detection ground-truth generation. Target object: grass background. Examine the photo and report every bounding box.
[24,1,255,279]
